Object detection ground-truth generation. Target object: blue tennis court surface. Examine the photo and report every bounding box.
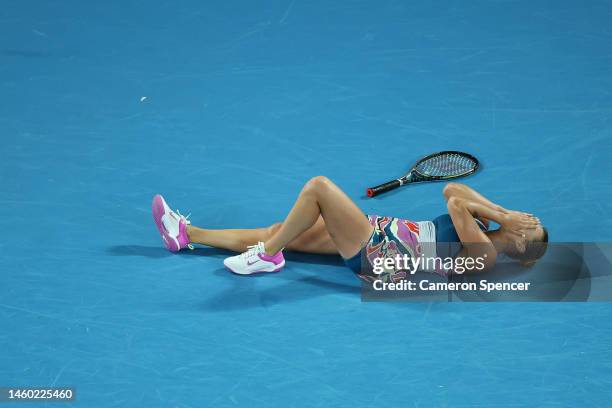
[2,1,612,406]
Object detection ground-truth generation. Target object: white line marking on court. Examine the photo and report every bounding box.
[279,0,295,24]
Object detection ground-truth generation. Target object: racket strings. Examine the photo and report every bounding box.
[416,153,477,177]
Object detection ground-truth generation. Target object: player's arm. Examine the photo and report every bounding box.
[443,182,505,212]
[446,196,501,271]
[443,183,515,229]
[447,197,540,271]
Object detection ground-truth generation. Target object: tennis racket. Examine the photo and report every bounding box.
[366,151,479,197]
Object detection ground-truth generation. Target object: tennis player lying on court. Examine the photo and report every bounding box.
[152,178,547,276]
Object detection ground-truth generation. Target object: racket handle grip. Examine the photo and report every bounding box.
[367,180,401,197]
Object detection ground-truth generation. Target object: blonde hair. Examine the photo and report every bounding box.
[508,227,549,267]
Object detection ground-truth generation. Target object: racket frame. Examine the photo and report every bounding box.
[366,151,479,197]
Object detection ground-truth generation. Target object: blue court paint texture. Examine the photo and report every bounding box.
[2,1,612,407]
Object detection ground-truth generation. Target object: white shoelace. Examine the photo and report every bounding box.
[242,242,265,260]
[175,209,194,250]
[175,209,192,224]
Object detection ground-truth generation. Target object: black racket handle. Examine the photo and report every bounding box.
[367,180,401,197]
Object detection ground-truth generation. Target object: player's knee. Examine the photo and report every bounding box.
[443,182,461,199]
[304,176,331,195]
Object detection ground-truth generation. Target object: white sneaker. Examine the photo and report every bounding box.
[224,242,285,275]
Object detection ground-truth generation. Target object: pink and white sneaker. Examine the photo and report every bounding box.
[224,242,285,275]
[152,194,193,252]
